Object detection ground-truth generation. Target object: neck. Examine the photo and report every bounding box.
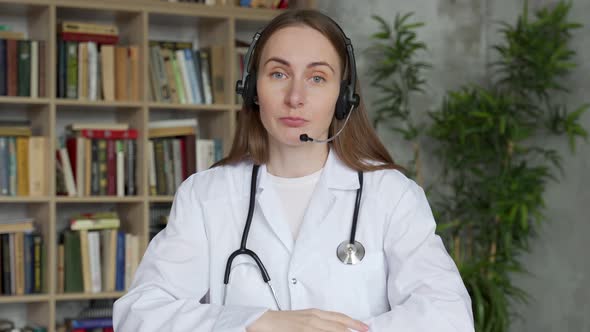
[267,139,329,178]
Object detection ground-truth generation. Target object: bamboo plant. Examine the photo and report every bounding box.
[368,1,588,331]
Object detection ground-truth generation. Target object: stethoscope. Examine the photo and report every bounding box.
[223,164,365,310]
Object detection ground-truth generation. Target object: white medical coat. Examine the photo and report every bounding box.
[113,149,474,331]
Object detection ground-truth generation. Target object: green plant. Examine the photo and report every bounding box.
[367,13,431,183]
[368,1,588,331]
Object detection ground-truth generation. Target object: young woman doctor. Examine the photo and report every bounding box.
[113,9,474,332]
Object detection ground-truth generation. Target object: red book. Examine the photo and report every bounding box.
[107,140,116,195]
[39,41,46,97]
[66,137,78,185]
[76,129,138,140]
[60,32,119,44]
[183,135,196,177]
[6,39,18,96]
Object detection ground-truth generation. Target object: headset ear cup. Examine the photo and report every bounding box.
[243,71,258,110]
[335,81,349,120]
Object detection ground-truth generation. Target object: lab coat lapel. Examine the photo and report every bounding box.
[255,164,295,254]
[293,149,360,265]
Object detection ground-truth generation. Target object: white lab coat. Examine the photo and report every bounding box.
[113,148,474,331]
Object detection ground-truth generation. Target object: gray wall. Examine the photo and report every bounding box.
[317,1,590,331]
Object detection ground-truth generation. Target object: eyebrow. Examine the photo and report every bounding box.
[263,57,335,74]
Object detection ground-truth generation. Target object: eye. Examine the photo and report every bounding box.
[271,72,286,79]
[311,75,326,83]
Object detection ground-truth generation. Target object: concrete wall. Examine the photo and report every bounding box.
[317,1,590,331]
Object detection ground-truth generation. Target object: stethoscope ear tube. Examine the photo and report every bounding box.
[349,171,363,244]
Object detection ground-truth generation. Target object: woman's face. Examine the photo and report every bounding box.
[256,25,342,147]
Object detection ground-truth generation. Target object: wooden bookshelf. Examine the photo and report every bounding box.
[0,0,316,330]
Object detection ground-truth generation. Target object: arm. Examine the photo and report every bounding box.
[113,176,268,331]
[365,180,474,332]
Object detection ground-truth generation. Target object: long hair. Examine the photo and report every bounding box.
[214,9,401,172]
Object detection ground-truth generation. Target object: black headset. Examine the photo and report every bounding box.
[235,13,360,121]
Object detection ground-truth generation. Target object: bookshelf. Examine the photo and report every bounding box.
[0,0,316,330]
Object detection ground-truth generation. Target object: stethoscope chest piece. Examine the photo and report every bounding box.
[336,240,365,265]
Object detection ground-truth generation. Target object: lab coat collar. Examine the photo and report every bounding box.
[252,147,360,255]
[256,147,360,192]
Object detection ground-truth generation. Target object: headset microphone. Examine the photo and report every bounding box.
[299,104,354,143]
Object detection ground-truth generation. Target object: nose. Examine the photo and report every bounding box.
[285,76,306,109]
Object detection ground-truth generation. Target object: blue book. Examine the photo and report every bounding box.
[24,232,34,294]
[70,317,113,329]
[115,231,126,291]
[184,49,203,104]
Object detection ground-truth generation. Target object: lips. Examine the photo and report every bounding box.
[279,117,308,128]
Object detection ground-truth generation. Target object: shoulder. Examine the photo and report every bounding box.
[175,160,253,203]
[363,167,426,211]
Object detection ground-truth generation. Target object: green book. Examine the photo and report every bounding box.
[66,41,78,99]
[63,231,83,293]
[17,40,31,97]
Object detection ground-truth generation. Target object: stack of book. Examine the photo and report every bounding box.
[0,218,44,296]
[0,26,46,98]
[0,319,46,332]
[239,0,289,8]
[58,301,114,331]
[149,204,170,240]
[57,211,140,294]
[0,120,47,197]
[56,21,140,101]
[148,119,223,196]
[149,40,224,104]
[56,123,137,197]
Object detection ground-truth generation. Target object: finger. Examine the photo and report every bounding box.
[305,314,349,332]
[313,310,369,332]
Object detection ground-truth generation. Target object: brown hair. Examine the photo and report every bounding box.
[213,9,401,173]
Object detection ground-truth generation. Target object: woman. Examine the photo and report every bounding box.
[114,9,474,332]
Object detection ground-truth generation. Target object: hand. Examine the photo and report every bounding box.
[247,308,370,332]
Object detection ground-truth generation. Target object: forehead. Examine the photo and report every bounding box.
[259,25,341,70]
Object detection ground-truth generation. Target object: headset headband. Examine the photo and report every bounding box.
[235,15,359,110]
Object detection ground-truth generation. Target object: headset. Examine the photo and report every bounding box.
[235,13,360,121]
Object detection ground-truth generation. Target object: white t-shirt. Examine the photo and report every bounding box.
[266,167,323,239]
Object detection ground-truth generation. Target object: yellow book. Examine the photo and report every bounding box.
[14,232,25,295]
[79,230,92,293]
[28,137,47,196]
[16,137,29,196]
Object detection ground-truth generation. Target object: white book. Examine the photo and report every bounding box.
[88,231,102,293]
[125,234,140,290]
[68,123,129,131]
[175,50,194,104]
[30,41,38,98]
[148,140,156,194]
[87,41,98,101]
[148,118,198,129]
[196,139,215,172]
[59,147,77,196]
[116,141,124,197]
